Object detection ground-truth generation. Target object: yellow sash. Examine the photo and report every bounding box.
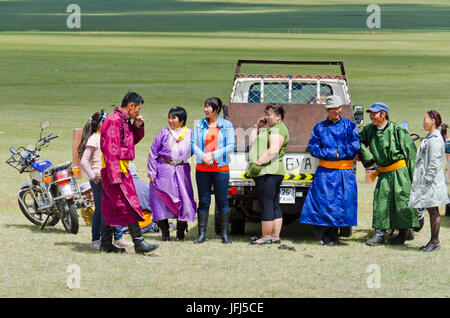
[101,154,129,174]
[319,159,353,170]
[138,210,153,228]
[370,159,406,182]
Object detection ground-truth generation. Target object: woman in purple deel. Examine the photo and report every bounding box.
[147,107,196,241]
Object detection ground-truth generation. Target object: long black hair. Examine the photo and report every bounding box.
[77,110,106,160]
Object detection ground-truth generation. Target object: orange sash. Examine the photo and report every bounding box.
[319,159,353,170]
[370,159,406,182]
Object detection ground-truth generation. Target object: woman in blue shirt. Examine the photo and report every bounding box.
[191,97,236,244]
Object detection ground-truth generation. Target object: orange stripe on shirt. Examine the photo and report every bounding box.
[196,127,229,172]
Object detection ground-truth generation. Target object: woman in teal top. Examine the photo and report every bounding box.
[247,104,289,244]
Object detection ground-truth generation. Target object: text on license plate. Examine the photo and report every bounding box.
[279,187,295,204]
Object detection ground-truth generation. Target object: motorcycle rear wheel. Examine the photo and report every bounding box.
[60,201,79,234]
[18,188,59,226]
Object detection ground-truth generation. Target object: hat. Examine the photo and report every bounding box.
[325,95,343,109]
[79,181,91,193]
[366,102,389,113]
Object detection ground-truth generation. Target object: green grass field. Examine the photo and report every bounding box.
[0,0,449,298]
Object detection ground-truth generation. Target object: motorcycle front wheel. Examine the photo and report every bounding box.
[60,200,79,234]
[18,188,59,226]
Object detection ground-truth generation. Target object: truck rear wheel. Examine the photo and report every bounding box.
[230,216,245,235]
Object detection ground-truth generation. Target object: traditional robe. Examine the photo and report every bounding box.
[147,127,196,222]
[100,107,145,226]
[359,121,419,229]
[300,118,360,227]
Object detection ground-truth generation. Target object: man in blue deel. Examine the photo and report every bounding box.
[300,95,360,246]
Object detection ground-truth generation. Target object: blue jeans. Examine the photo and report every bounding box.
[195,170,230,214]
[90,179,122,241]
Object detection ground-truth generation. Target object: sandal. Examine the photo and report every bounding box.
[251,236,272,245]
[419,241,441,252]
[271,237,281,244]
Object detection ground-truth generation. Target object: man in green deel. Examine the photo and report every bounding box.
[359,102,419,246]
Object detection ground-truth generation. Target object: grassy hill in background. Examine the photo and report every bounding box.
[0,0,449,298]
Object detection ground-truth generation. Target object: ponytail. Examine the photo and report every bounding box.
[441,123,448,142]
[77,110,106,160]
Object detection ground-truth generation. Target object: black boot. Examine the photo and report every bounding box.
[194,212,208,244]
[176,220,187,241]
[219,212,232,244]
[388,228,408,245]
[100,219,126,253]
[315,226,328,245]
[327,227,339,246]
[405,228,415,241]
[128,222,159,254]
[157,219,170,241]
[365,228,386,246]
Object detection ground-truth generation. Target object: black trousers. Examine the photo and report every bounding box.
[254,174,284,221]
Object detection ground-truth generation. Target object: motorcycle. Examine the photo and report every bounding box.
[5,120,91,234]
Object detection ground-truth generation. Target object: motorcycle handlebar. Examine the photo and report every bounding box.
[36,134,59,149]
[45,134,59,142]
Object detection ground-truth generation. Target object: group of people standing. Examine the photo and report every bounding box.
[78,91,448,255]
[301,97,449,251]
[78,93,239,253]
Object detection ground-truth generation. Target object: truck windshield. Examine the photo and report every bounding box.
[248,82,333,104]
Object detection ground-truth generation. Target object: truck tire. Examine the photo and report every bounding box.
[230,216,245,235]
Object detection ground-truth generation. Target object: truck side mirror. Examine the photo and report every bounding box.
[352,105,364,125]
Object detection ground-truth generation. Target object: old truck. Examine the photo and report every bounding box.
[221,60,364,236]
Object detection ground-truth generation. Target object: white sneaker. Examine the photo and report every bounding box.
[114,238,134,248]
[91,240,101,250]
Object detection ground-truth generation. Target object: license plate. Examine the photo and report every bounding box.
[279,187,295,204]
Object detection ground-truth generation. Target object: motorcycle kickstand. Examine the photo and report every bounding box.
[41,214,51,230]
